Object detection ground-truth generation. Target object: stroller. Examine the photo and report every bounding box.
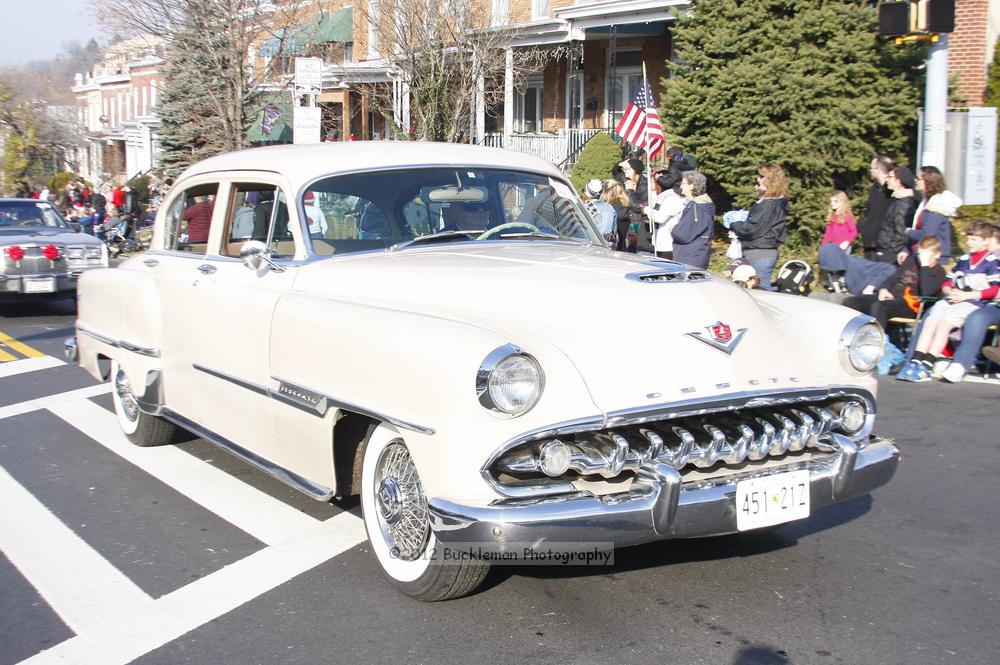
[774,260,814,296]
[104,214,143,257]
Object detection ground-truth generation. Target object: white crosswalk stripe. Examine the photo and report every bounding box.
[0,359,370,664]
[0,466,152,634]
[0,355,65,378]
[46,399,320,546]
[0,383,112,421]
[22,511,366,665]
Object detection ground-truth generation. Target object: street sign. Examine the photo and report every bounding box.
[293,106,322,144]
[294,57,323,96]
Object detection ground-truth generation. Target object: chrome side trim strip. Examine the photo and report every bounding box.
[193,363,269,396]
[272,375,436,435]
[77,323,161,358]
[160,409,333,501]
[193,365,436,435]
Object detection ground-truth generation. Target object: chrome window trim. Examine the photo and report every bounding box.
[479,386,877,497]
[475,344,545,418]
[77,322,160,358]
[838,314,882,375]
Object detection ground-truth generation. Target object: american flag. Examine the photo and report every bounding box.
[614,81,664,159]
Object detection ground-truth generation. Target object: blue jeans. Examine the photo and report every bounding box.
[745,249,778,291]
[908,303,1000,370]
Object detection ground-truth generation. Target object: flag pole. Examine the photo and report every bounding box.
[642,61,655,248]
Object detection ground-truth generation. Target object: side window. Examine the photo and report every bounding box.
[222,183,293,257]
[163,183,219,253]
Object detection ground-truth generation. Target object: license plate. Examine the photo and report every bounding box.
[23,278,56,293]
[736,469,810,531]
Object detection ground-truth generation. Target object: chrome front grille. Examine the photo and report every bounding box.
[489,394,872,498]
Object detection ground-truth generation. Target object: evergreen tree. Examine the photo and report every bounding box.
[662,0,924,250]
[571,132,622,194]
[157,1,247,177]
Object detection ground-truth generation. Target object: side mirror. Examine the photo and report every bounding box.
[239,240,286,272]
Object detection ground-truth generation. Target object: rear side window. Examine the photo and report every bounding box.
[222,183,293,257]
[163,183,220,254]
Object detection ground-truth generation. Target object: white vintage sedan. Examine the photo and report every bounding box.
[70,142,899,600]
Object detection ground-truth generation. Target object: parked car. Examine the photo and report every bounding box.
[69,143,899,600]
[1,199,108,299]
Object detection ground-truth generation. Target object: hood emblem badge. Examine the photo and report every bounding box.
[686,321,747,355]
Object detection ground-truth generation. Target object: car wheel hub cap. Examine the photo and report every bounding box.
[114,369,139,422]
[374,442,429,562]
[377,478,404,524]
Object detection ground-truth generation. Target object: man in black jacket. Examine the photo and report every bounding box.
[860,155,894,260]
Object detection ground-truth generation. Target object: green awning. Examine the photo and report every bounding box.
[301,7,353,45]
[257,28,308,57]
[246,100,293,144]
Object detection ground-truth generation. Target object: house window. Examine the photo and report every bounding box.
[567,72,583,129]
[491,0,508,26]
[516,81,543,133]
[532,0,549,19]
[368,0,381,59]
[607,49,644,130]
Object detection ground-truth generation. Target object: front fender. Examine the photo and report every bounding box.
[269,293,601,505]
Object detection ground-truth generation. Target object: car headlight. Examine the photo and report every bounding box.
[839,317,884,374]
[66,247,85,260]
[476,344,544,417]
[84,246,103,260]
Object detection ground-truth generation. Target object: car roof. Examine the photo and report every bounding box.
[0,199,54,203]
[176,142,566,190]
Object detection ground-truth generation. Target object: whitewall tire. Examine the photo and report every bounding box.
[360,424,489,600]
[111,360,176,447]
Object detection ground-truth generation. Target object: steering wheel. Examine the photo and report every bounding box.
[477,222,541,240]
[19,220,44,227]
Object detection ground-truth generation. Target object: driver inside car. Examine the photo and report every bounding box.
[441,201,491,232]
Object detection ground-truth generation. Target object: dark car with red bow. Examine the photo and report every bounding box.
[0,199,108,299]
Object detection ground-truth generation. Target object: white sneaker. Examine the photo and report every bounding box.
[932,359,951,376]
[941,363,966,383]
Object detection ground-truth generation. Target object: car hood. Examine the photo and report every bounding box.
[0,228,101,245]
[303,243,830,413]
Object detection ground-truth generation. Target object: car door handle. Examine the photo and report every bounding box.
[196,264,217,275]
[142,258,158,267]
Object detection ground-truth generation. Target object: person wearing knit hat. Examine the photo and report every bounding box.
[584,179,604,200]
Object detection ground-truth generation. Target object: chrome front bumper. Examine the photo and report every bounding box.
[429,434,899,552]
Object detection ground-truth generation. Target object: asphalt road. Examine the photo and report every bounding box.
[1,298,998,665]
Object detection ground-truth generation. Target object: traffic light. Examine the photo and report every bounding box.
[878,0,954,37]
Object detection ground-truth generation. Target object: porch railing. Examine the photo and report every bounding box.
[482,128,604,171]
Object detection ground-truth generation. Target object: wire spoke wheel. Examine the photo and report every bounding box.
[374,442,429,561]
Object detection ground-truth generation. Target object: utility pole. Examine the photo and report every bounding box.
[921,34,948,169]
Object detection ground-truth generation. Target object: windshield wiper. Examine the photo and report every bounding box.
[389,230,479,251]
[497,232,574,241]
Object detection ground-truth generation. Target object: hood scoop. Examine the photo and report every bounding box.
[628,270,711,284]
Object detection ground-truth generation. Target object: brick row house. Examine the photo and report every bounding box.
[68,0,1000,181]
[71,36,165,185]
[246,0,684,168]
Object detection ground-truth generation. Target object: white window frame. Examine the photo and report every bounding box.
[368,0,381,59]
[491,0,509,27]
[532,0,549,19]
[515,77,543,133]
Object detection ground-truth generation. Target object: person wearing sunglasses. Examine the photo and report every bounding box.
[874,166,916,264]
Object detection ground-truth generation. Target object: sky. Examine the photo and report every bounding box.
[0,0,99,66]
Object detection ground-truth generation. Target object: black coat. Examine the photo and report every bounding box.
[860,183,892,249]
[878,196,915,254]
[731,197,788,251]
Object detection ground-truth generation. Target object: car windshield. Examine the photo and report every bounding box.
[302,168,600,255]
[0,202,69,231]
